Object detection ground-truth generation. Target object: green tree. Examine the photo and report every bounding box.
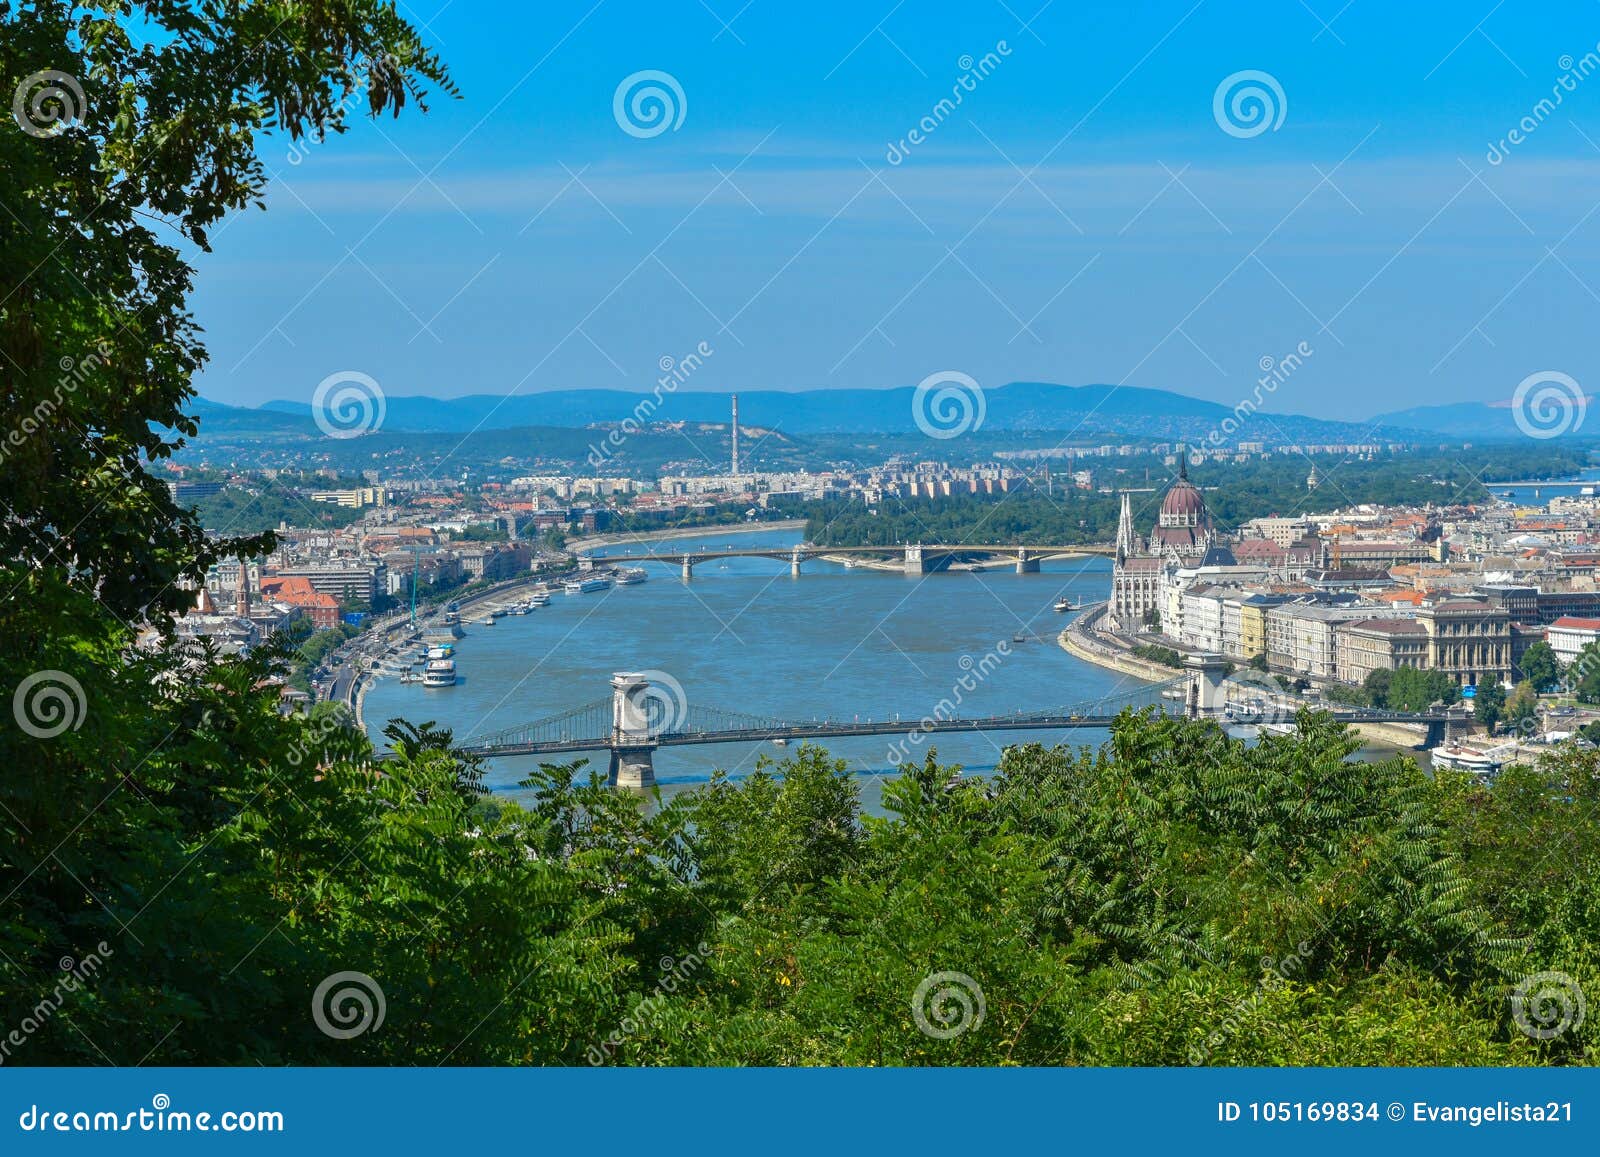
[1364,668,1394,708]
[1474,680,1507,732]
[2,1,452,622]
[1571,643,1600,704]
[1506,681,1539,736]
[1519,641,1560,693]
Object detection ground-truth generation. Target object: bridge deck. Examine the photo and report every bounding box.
[462,708,1454,758]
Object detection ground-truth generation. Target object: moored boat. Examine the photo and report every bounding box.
[422,658,457,687]
[1430,741,1511,774]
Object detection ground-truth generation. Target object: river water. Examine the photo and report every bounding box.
[361,527,1178,806]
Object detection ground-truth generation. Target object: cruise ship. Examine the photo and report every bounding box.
[422,658,457,687]
[563,576,611,595]
[1427,742,1510,777]
[528,590,551,607]
[614,567,648,586]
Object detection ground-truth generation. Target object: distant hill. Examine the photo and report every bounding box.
[1373,397,1598,441]
[233,381,1426,444]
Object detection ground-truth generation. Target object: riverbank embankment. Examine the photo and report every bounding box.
[1057,604,1434,750]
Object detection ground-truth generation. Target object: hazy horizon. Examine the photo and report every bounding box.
[195,2,1600,424]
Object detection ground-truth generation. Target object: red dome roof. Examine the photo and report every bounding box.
[1161,478,1205,517]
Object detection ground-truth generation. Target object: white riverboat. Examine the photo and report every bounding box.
[1430,741,1514,775]
[422,658,457,687]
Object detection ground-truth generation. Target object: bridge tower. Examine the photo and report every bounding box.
[578,555,595,572]
[1183,652,1230,719]
[791,545,804,577]
[607,672,657,789]
[1015,548,1040,574]
[904,544,926,575]
[680,553,694,582]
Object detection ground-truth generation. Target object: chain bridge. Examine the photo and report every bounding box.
[458,660,1466,788]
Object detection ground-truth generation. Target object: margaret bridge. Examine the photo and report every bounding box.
[458,660,1468,788]
[578,542,1116,579]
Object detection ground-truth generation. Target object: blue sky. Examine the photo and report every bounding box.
[195,0,1600,421]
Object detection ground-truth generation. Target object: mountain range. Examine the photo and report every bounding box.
[187,382,1586,445]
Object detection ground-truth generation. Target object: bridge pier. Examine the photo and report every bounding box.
[791,547,803,577]
[607,672,657,789]
[1183,652,1230,718]
[904,544,927,575]
[680,555,694,582]
[578,555,595,572]
[1015,549,1040,574]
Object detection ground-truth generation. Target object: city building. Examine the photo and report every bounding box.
[1334,618,1429,685]
[1416,599,1512,687]
[1548,616,1600,665]
[1109,462,1231,632]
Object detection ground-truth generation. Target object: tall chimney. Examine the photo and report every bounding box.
[731,393,740,476]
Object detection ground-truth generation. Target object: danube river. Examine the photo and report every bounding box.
[361,527,1170,804]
